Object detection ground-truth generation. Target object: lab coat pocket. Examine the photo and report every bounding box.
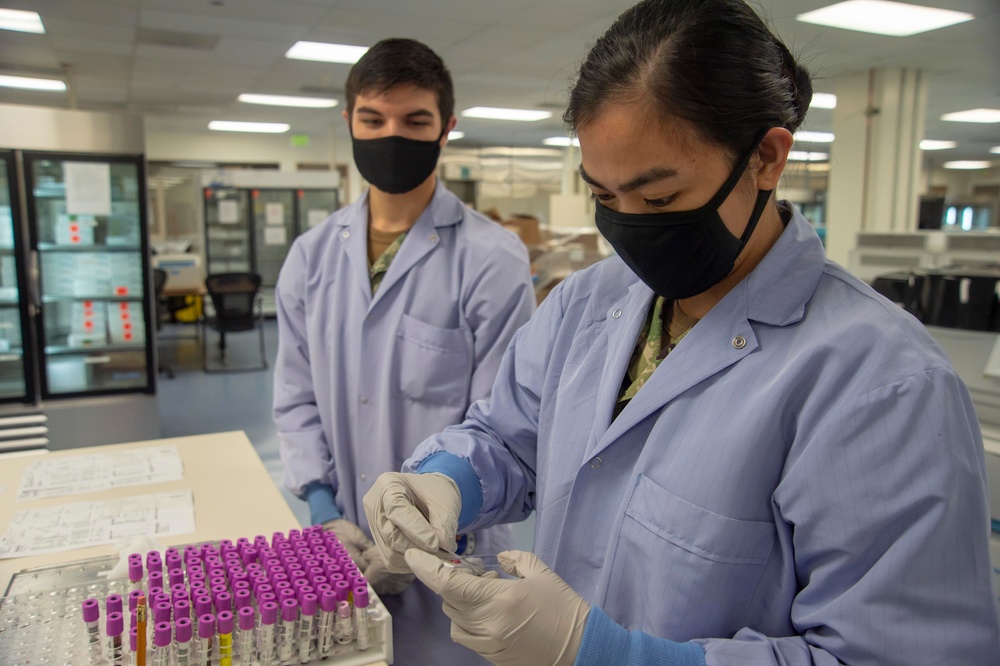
[396,313,472,404]
[606,474,775,640]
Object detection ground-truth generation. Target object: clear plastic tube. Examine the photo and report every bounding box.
[318,608,335,658]
[174,640,191,666]
[235,627,253,663]
[257,624,275,666]
[297,615,314,663]
[354,607,369,651]
[277,617,295,663]
[334,601,352,645]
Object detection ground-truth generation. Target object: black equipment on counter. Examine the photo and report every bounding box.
[871,267,1000,332]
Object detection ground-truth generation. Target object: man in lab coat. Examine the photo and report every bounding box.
[272,38,535,664]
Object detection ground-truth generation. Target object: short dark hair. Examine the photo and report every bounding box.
[345,38,454,128]
[565,0,812,159]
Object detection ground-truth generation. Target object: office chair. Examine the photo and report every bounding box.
[202,272,267,373]
[152,268,175,379]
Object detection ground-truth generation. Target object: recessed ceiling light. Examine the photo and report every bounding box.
[448,131,465,141]
[543,137,580,147]
[919,140,956,150]
[285,41,368,64]
[943,160,993,170]
[238,93,337,108]
[794,131,834,143]
[0,74,66,91]
[941,108,1000,124]
[796,1,973,37]
[788,151,829,162]
[807,163,832,172]
[208,121,290,133]
[810,93,837,109]
[991,147,1000,155]
[461,107,552,122]
[0,8,44,34]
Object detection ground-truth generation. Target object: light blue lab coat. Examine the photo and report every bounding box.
[408,206,1000,665]
[273,182,535,664]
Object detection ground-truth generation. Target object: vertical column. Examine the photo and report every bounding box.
[825,68,928,267]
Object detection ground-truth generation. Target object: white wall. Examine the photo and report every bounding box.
[144,130,335,172]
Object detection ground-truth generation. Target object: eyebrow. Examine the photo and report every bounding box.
[355,106,436,121]
[579,165,679,193]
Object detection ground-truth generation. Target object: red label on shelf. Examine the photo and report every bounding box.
[84,321,93,331]
[70,235,80,243]
[123,322,132,331]
[121,311,130,321]
[69,224,79,232]
[124,332,133,341]
[83,300,92,308]
[119,302,128,310]
[116,287,128,295]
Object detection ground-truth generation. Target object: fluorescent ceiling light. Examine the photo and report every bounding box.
[788,151,829,162]
[447,131,465,141]
[208,121,290,133]
[943,161,993,170]
[919,140,956,150]
[238,93,337,108]
[461,107,552,122]
[807,163,832,172]
[794,131,834,143]
[810,93,837,109]
[941,108,1000,123]
[796,1,973,37]
[991,147,1000,155]
[0,8,44,33]
[0,74,66,91]
[543,136,581,147]
[285,41,368,64]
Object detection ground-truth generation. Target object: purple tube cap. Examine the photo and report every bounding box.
[175,616,192,642]
[217,610,234,634]
[354,586,369,608]
[195,595,213,617]
[82,598,100,622]
[238,606,255,631]
[198,613,215,639]
[301,593,318,616]
[106,611,124,636]
[128,560,143,582]
[281,598,298,621]
[155,621,172,647]
[106,594,123,615]
[128,590,143,611]
[260,601,278,625]
[320,590,337,613]
[130,627,137,652]
[215,591,232,612]
[154,601,172,623]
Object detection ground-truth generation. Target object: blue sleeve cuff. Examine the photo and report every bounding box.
[415,451,483,530]
[575,607,706,666]
[305,481,342,525]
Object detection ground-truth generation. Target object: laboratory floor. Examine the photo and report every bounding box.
[155,319,534,550]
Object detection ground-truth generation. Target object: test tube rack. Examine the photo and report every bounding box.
[0,527,393,665]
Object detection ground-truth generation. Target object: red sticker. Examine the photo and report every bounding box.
[121,312,129,321]
[83,300,92,308]
[123,322,132,331]
[71,235,80,243]
[84,321,93,331]
[116,287,128,295]
[124,332,133,341]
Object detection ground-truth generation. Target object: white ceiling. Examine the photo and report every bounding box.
[0,0,997,164]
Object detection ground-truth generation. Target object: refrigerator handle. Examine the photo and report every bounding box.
[28,250,41,314]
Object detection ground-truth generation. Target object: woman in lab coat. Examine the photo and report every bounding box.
[364,0,1000,664]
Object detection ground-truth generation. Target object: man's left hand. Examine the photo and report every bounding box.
[405,548,591,666]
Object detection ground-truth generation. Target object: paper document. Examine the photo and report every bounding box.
[264,226,287,246]
[265,202,285,225]
[218,200,240,224]
[17,445,184,502]
[0,490,196,559]
[64,162,112,216]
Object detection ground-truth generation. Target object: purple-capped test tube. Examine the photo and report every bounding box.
[154,600,172,624]
[195,595,213,618]
[82,598,101,652]
[174,598,191,621]
[153,621,172,665]
[195,613,216,665]
[128,557,143,592]
[334,580,350,603]
[147,569,163,590]
[277,598,298,662]
[106,611,124,664]
[234,588,252,610]
[215,590,232,614]
[299,592,318,661]
[128,590,143,613]
[106,594,123,616]
[354,585,370,650]
[237,606,255,659]
[175,616,193,664]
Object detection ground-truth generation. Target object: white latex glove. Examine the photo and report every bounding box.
[363,472,462,573]
[361,544,416,596]
[405,548,591,666]
[322,518,374,568]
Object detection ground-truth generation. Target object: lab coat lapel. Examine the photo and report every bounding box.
[337,195,376,306]
[368,182,461,312]
[585,283,655,460]
[590,281,758,460]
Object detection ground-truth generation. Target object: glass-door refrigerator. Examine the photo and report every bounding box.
[251,188,295,314]
[0,151,33,405]
[296,188,338,233]
[24,153,154,399]
[204,187,252,274]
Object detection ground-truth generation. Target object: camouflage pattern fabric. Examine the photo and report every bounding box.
[369,231,408,295]
[617,296,693,406]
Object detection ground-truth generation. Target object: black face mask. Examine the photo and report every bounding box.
[352,130,443,195]
[595,138,772,300]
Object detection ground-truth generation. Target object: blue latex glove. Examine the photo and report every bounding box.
[305,481,342,525]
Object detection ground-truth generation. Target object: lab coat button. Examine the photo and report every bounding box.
[341,230,350,239]
[590,456,602,469]
[612,309,622,319]
[732,335,747,349]
[360,397,368,405]
[360,474,367,481]
[430,234,438,243]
